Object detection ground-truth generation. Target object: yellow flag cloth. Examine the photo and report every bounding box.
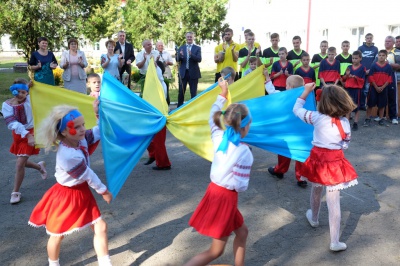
[30,81,97,146]
[167,66,265,161]
[142,58,169,115]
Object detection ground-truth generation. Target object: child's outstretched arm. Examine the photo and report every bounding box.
[294,82,317,125]
[218,77,228,98]
[299,82,316,100]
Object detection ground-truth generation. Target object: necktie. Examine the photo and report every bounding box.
[186,44,191,69]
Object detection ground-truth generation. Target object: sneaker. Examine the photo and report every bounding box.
[378,119,388,127]
[38,161,47,180]
[374,117,381,122]
[268,167,284,179]
[306,209,319,228]
[297,180,308,188]
[363,118,371,127]
[352,123,358,131]
[330,242,347,252]
[10,192,21,204]
[392,118,398,125]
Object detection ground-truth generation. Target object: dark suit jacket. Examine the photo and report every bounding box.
[177,44,202,79]
[114,42,135,75]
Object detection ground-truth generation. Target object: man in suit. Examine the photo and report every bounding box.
[114,30,135,89]
[176,31,202,107]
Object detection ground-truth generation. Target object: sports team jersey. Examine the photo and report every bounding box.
[262,47,280,73]
[318,59,341,83]
[271,60,294,88]
[311,53,327,63]
[335,53,353,75]
[311,53,327,87]
[295,66,316,84]
[238,47,259,73]
[342,65,366,89]
[287,49,305,71]
[368,62,393,86]
[214,41,240,72]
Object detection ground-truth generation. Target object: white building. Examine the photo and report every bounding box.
[225,0,400,54]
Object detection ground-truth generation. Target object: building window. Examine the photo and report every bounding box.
[322,29,328,38]
[350,27,364,47]
[94,42,100,51]
[389,25,400,36]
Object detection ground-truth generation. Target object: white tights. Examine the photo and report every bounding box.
[310,185,342,244]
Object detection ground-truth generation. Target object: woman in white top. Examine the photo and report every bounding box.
[101,39,124,81]
[60,38,88,94]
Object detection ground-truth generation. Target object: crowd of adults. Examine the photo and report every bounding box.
[28,29,400,116]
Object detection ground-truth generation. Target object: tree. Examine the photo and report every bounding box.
[122,0,229,48]
[0,0,106,62]
[80,0,125,42]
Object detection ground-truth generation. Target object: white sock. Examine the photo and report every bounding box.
[326,189,341,244]
[98,254,112,266]
[48,258,60,266]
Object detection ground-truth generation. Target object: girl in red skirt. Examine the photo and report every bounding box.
[293,83,358,252]
[184,75,253,266]
[28,104,113,266]
[2,78,47,204]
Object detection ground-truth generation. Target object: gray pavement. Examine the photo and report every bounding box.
[0,109,399,266]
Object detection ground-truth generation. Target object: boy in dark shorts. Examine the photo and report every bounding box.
[342,50,366,130]
[364,50,393,127]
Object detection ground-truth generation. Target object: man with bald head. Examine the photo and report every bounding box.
[136,39,159,78]
[155,41,174,79]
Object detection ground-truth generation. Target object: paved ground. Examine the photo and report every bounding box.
[0,109,399,266]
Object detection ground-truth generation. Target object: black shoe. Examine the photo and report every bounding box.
[352,123,358,131]
[268,167,284,179]
[363,118,371,127]
[152,166,171,170]
[297,181,308,188]
[144,158,155,165]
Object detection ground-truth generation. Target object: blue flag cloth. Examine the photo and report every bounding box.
[242,87,315,162]
[99,72,166,198]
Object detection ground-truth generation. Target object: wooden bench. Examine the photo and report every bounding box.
[13,63,28,73]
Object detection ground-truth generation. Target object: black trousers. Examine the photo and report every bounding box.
[178,70,198,107]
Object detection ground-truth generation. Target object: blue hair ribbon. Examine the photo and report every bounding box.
[57,109,82,132]
[217,112,252,153]
[10,84,29,96]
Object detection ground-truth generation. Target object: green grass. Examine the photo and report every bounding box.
[167,69,215,103]
[0,57,26,68]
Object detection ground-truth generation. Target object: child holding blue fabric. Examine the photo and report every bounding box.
[29,104,112,266]
[2,78,47,204]
[184,77,253,266]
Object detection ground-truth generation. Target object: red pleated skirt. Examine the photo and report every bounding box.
[300,146,358,186]
[29,182,101,236]
[189,182,244,239]
[10,128,40,156]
